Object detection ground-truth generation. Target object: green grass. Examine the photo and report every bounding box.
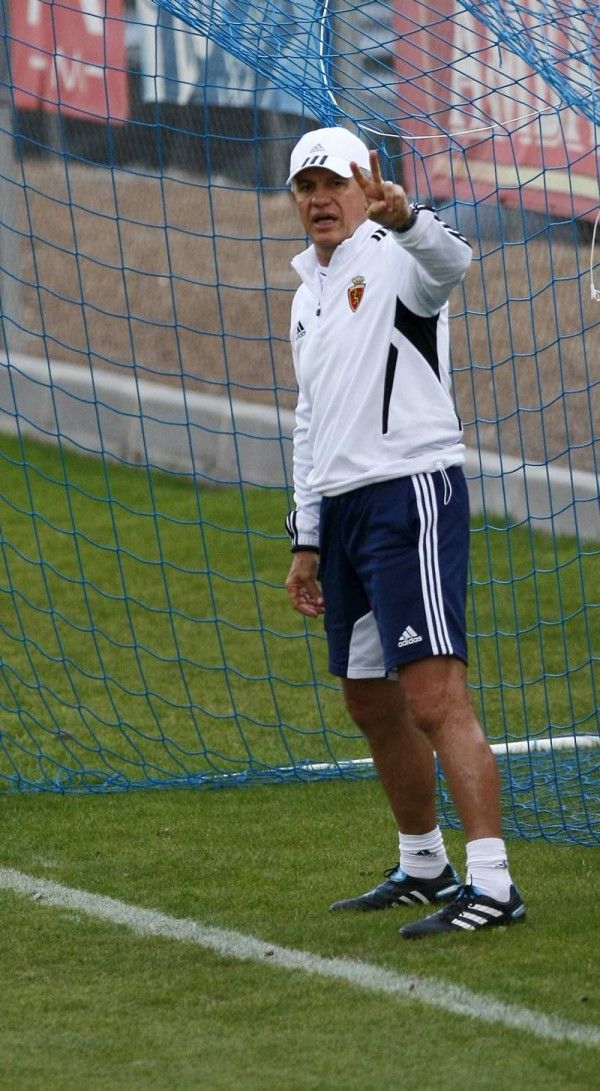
[0,436,598,1087]
[0,433,597,843]
[1,780,599,1090]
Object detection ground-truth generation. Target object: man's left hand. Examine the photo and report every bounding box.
[350,149,413,231]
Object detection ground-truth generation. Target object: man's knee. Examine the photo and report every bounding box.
[398,656,472,737]
[341,678,401,737]
[343,688,377,733]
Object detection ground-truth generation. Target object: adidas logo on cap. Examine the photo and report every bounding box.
[397,626,423,648]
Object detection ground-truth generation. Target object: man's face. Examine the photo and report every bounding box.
[291,167,368,264]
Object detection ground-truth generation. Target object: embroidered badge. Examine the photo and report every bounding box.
[347,275,366,312]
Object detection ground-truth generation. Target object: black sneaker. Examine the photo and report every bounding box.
[399,883,526,938]
[329,863,460,912]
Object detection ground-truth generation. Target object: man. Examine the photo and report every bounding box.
[284,126,525,938]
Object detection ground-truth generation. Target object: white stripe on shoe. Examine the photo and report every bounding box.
[453,904,505,928]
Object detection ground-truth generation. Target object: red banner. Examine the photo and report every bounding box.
[394,1,598,221]
[10,0,128,122]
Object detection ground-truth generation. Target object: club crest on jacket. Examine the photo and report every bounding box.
[347,275,366,312]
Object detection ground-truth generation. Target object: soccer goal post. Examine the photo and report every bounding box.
[0,0,597,845]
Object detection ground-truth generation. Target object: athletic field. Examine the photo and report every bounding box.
[0,433,598,1086]
[2,780,599,1088]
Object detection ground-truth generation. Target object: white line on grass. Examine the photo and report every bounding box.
[2,866,598,1050]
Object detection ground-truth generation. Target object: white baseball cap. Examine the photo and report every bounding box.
[286,126,371,186]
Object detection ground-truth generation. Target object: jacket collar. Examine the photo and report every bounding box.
[291,220,373,291]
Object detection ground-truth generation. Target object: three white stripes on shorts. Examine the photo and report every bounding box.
[412,472,454,657]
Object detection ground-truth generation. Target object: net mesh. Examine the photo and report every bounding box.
[0,0,597,842]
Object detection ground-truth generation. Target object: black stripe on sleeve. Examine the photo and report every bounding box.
[285,509,298,546]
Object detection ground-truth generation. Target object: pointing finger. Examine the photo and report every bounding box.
[368,148,383,186]
[349,159,370,189]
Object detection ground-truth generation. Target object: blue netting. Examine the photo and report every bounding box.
[0,1,596,842]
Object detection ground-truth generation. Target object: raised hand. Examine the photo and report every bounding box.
[350,149,413,231]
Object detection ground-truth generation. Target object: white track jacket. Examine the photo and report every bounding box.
[286,206,472,551]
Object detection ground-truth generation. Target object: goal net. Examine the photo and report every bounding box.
[0,0,597,843]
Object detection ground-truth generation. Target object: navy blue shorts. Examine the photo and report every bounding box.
[319,467,470,678]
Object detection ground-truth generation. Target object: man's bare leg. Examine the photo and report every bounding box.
[342,657,501,841]
[330,670,458,910]
[341,676,437,833]
[396,656,502,841]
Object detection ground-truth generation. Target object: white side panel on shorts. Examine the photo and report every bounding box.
[347,611,387,678]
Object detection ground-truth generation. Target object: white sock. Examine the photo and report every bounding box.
[399,827,449,879]
[466,837,513,901]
